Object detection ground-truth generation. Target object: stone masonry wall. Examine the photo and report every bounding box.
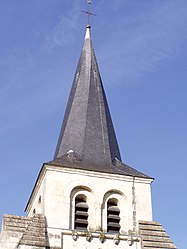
[0,214,48,249]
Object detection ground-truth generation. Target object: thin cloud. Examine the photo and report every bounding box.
[0,48,68,135]
[0,82,66,135]
[42,2,82,52]
[94,0,124,10]
[97,0,187,84]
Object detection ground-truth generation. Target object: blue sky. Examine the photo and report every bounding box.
[0,0,187,248]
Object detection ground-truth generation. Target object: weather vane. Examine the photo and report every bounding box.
[82,0,96,28]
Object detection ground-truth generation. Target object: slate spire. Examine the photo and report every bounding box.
[54,26,121,165]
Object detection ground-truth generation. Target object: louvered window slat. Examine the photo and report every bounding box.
[75,211,88,217]
[108,206,120,212]
[76,202,88,209]
[107,214,120,220]
[75,219,88,224]
[108,222,121,228]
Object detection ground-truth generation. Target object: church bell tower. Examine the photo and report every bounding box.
[0,4,177,249]
[25,25,154,248]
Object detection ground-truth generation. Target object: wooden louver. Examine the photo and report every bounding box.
[107,200,120,233]
[74,196,88,230]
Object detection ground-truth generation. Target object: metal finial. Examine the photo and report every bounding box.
[81,0,96,28]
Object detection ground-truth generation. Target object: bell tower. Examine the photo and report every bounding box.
[24,24,154,248]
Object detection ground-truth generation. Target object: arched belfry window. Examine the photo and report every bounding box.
[74,194,89,230]
[107,198,120,233]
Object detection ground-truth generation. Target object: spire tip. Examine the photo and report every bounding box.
[85,25,91,39]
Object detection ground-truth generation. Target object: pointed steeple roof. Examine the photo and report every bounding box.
[50,27,151,179]
[54,27,121,164]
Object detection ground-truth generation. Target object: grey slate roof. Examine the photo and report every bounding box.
[53,27,151,179]
[54,27,121,165]
[48,151,151,178]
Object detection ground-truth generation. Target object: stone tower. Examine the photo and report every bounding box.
[0,25,177,249]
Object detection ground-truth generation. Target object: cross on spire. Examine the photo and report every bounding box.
[82,0,96,28]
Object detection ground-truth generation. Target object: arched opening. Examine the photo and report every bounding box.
[107,198,120,233]
[74,194,89,230]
